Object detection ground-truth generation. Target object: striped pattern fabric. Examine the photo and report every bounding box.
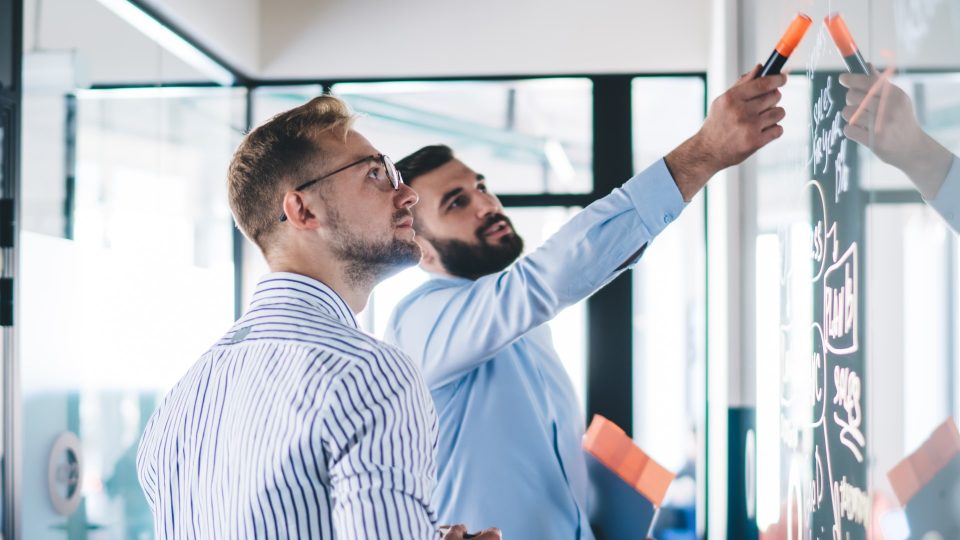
[137,272,439,539]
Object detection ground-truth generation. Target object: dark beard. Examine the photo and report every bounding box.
[328,208,421,288]
[428,214,524,280]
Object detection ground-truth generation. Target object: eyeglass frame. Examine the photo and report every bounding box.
[278,153,404,222]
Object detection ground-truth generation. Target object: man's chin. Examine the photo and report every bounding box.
[500,233,522,246]
[394,241,423,267]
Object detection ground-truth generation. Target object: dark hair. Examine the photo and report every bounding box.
[395,145,455,185]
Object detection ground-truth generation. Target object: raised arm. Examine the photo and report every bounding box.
[389,67,787,388]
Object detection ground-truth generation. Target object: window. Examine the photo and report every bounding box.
[631,76,706,539]
[334,79,593,194]
[21,40,243,533]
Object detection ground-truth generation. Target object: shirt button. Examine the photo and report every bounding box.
[663,214,673,224]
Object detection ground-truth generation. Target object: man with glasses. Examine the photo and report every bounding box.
[137,95,499,540]
[384,66,787,539]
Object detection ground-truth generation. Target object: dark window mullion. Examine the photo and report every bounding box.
[586,75,635,434]
[498,194,593,208]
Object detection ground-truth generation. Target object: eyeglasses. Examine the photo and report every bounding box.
[279,153,404,222]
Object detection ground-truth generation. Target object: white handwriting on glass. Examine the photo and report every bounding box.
[824,243,858,354]
[833,366,865,463]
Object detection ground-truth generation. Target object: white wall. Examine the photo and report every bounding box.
[257,0,711,79]
[23,0,207,84]
[140,0,260,77]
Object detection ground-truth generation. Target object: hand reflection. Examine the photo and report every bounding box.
[839,70,955,201]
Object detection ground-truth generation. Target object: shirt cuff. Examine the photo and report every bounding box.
[927,154,960,229]
[620,158,688,237]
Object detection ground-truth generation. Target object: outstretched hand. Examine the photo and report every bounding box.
[665,64,787,201]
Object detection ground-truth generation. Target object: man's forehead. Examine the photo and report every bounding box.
[334,129,378,157]
[417,159,482,192]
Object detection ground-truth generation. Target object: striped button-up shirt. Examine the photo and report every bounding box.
[137,272,439,539]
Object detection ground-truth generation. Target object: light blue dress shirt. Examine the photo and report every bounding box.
[928,154,960,233]
[385,159,686,540]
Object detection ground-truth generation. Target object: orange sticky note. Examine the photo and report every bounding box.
[888,417,960,506]
[583,414,676,507]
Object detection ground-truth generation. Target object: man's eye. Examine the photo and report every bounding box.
[449,195,468,210]
[367,167,383,180]
[477,184,488,193]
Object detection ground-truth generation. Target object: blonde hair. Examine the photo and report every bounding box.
[227,95,356,252]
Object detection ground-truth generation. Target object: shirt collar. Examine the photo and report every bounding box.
[250,272,359,329]
[427,271,472,284]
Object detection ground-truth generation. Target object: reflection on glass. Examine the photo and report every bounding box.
[753,4,960,539]
[333,79,594,195]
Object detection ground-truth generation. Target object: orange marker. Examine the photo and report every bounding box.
[760,13,813,76]
[825,13,870,74]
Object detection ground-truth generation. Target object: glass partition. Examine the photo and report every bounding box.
[632,76,706,540]
[19,0,243,535]
[752,2,960,538]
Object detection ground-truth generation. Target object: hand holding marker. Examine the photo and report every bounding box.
[759,13,813,76]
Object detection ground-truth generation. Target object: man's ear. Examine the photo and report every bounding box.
[281,190,325,230]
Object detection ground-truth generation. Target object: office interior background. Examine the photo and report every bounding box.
[0,0,959,538]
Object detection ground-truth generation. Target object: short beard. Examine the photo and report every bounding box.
[327,207,421,289]
[427,214,524,281]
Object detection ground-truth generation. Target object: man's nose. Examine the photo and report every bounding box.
[396,182,419,209]
[475,193,500,219]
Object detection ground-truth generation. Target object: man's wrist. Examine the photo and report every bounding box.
[664,132,721,201]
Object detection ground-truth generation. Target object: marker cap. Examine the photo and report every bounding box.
[775,13,813,57]
[826,13,859,58]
